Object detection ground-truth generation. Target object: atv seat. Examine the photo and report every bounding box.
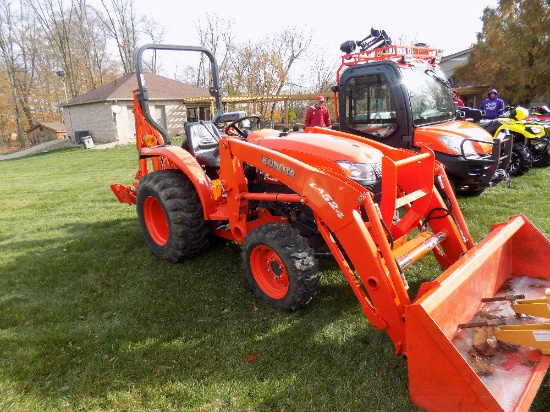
[479,118,501,135]
[183,121,221,168]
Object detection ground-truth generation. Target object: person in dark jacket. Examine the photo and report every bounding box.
[479,88,505,119]
[305,96,331,127]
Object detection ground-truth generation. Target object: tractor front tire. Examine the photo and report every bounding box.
[507,144,532,177]
[242,223,320,311]
[136,170,209,262]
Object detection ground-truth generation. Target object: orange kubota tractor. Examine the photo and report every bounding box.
[331,29,512,196]
[111,44,550,411]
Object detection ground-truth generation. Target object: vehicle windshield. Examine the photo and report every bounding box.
[401,66,455,126]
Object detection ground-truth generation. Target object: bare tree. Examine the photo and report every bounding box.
[30,0,120,96]
[0,0,26,147]
[141,18,165,74]
[29,0,83,98]
[94,0,141,74]
[195,13,235,88]
[72,0,112,87]
[238,27,312,119]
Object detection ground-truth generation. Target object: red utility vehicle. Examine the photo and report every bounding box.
[330,29,512,195]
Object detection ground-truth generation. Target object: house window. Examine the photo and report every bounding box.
[200,106,211,120]
[186,106,211,122]
[187,107,198,122]
[154,106,166,129]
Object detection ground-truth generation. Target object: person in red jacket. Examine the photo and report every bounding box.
[305,96,331,127]
[452,89,464,107]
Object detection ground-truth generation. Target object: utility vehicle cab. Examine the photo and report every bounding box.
[332,29,511,195]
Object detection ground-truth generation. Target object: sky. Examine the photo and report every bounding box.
[132,0,500,58]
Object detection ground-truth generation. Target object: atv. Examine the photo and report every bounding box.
[477,106,550,174]
[525,105,550,136]
[526,104,550,123]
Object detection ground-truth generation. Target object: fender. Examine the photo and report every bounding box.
[414,121,495,155]
[139,145,217,218]
[496,121,546,139]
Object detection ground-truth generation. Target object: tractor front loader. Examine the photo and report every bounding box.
[111,44,550,411]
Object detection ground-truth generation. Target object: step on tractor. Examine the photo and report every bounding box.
[111,44,550,411]
[331,29,512,196]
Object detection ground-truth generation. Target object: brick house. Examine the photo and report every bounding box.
[61,73,211,145]
[26,122,67,145]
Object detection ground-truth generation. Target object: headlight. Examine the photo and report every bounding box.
[337,161,380,185]
[438,136,479,157]
[531,138,548,150]
[526,126,543,134]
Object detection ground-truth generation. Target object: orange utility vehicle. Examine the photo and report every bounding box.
[331,29,512,195]
[111,44,550,411]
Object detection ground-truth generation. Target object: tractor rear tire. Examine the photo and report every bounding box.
[507,144,532,177]
[136,170,209,262]
[242,223,320,311]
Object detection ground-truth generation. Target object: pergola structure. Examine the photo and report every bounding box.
[183,92,333,127]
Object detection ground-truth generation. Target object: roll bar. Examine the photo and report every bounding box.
[133,44,224,145]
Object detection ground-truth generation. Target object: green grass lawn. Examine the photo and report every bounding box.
[0,144,549,411]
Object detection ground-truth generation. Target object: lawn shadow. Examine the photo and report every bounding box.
[0,217,416,410]
[1,217,548,411]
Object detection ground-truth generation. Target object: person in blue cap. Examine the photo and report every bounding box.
[479,88,505,119]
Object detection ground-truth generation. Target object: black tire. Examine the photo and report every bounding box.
[242,223,320,311]
[506,144,532,177]
[136,170,209,262]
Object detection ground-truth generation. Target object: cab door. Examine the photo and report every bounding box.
[337,62,412,149]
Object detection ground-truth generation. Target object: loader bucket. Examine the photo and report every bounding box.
[406,214,550,411]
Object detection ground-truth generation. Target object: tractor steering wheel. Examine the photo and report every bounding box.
[224,115,262,138]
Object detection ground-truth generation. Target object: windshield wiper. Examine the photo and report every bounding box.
[424,68,450,88]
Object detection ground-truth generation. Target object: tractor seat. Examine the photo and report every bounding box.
[183,121,221,168]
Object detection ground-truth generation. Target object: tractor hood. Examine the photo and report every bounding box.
[414,120,494,155]
[248,130,384,166]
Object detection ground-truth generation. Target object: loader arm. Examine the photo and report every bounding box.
[218,136,471,352]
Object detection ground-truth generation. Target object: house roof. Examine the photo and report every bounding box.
[64,72,210,106]
[439,48,472,83]
[441,48,472,62]
[27,122,66,133]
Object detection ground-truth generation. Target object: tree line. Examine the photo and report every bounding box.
[0,0,547,152]
[0,0,333,151]
[0,0,151,149]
